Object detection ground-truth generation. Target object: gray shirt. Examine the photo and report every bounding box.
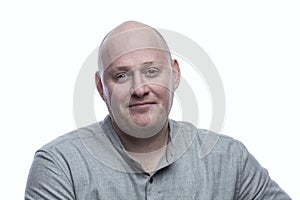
[25,116,291,199]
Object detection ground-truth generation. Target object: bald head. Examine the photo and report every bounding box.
[107,21,149,37]
[98,21,171,76]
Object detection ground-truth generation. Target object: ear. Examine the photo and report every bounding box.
[95,71,105,101]
[172,59,181,90]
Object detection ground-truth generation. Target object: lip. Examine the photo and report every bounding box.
[128,102,156,108]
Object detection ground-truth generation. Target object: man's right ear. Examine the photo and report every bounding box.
[95,71,105,101]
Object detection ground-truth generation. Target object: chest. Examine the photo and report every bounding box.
[71,153,238,200]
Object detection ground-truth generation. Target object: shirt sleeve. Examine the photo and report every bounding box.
[237,141,291,200]
[25,150,75,200]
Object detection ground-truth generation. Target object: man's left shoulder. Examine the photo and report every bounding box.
[171,119,247,158]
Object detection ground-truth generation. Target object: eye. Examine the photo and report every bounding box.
[116,73,126,79]
[115,72,131,82]
[148,69,157,74]
[145,67,159,77]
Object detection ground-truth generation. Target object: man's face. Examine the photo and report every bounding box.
[98,49,180,138]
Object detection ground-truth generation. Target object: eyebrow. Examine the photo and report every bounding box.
[141,61,154,67]
[110,61,156,72]
[110,66,131,72]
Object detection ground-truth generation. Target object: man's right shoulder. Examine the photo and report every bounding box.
[40,122,102,153]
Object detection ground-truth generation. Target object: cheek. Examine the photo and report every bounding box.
[102,85,111,103]
[152,84,173,103]
[102,83,117,107]
[153,74,174,96]
[157,70,175,90]
[108,83,131,104]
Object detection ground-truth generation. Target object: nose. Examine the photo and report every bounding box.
[130,73,149,97]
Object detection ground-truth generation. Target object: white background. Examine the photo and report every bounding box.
[0,0,299,199]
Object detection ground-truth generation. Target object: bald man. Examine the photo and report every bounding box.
[25,21,291,199]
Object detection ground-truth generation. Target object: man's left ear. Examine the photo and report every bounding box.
[172,59,181,90]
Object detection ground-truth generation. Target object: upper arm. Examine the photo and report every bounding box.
[25,150,75,200]
[237,142,291,200]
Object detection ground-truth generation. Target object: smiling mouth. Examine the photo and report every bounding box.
[129,102,156,108]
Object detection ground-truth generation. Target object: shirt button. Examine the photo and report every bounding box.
[149,177,153,184]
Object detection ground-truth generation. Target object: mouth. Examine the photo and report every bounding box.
[128,101,156,109]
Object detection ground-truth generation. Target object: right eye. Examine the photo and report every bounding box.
[115,72,131,82]
[116,73,126,79]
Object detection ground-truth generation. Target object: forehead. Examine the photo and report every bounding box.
[99,27,171,74]
[107,49,170,70]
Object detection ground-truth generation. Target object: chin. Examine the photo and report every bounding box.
[131,114,152,127]
[111,106,168,138]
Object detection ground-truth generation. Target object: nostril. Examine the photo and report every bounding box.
[131,86,150,98]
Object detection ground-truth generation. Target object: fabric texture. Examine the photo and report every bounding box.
[25,116,291,199]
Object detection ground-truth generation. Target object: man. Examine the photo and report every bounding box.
[25,21,291,199]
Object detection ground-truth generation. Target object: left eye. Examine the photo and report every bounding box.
[146,68,159,75]
[148,69,157,73]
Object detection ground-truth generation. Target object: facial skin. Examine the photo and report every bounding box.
[96,49,180,139]
[96,21,180,142]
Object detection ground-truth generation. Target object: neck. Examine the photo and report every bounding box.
[111,118,169,153]
[111,118,169,173]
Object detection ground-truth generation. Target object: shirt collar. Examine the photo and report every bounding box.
[100,115,197,172]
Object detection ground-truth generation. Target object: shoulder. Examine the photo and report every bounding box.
[198,129,247,156]
[170,119,248,159]
[38,122,102,157]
